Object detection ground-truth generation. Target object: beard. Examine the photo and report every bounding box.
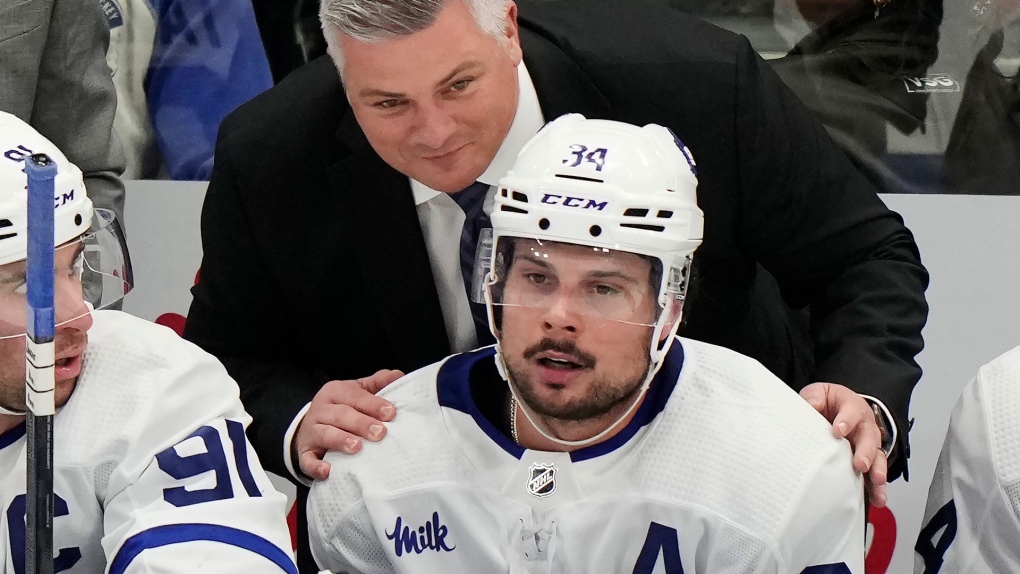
[505,337,651,423]
[0,386,26,414]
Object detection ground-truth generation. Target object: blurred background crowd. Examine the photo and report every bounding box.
[227,0,1020,197]
[5,0,1017,196]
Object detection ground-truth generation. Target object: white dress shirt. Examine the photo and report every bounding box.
[409,61,546,353]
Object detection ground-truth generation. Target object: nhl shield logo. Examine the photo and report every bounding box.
[527,463,557,498]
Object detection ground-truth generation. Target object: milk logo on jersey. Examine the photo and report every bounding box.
[385,511,456,557]
[527,463,557,497]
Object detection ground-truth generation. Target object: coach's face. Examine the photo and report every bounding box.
[0,244,92,418]
[497,241,659,433]
[337,0,523,193]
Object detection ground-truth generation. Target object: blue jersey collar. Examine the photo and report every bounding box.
[437,342,684,461]
[0,420,26,451]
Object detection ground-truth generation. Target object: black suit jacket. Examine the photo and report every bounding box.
[186,0,927,500]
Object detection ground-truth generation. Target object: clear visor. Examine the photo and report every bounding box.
[484,236,665,327]
[0,209,132,340]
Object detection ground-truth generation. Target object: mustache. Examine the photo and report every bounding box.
[522,338,597,369]
[55,328,88,356]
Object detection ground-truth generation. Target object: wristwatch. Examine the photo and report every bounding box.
[870,401,895,458]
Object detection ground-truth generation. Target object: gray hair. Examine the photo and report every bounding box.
[320,0,512,74]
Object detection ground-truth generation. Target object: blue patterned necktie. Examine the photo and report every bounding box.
[449,181,496,346]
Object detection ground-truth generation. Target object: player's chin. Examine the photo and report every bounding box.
[0,397,27,414]
[528,378,593,410]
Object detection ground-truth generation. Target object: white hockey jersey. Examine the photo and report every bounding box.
[309,338,865,574]
[0,311,296,573]
[914,345,1020,574]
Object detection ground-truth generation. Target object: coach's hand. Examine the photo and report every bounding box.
[800,382,888,508]
[293,369,403,480]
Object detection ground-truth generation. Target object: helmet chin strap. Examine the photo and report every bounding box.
[0,403,26,416]
[494,325,681,450]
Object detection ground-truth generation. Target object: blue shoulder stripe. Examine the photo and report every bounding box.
[109,523,297,574]
[436,347,526,459]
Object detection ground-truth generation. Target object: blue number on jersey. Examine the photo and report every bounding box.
[156,420,261,507]
[633,522,684,574]
[7,493,82,574]
[915,500,957,574]
[801,564,852,573]
[631,522,851,574]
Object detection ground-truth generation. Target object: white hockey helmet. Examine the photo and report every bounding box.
[0,111,132,340]
[479,114,703,356]
[0,112,92,267]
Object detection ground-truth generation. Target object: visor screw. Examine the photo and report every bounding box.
[74,214,82,226]
[589,225,602,237]
[539,218,550,230]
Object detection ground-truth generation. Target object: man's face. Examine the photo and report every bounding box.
[497,241,660,424]
[0,242,93,413]
[336,0,523,193]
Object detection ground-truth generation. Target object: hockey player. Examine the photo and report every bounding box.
[0,112,296,573]
[914,345,1020,573]
[308,115,865,573]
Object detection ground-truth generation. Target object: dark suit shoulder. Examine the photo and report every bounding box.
[518,0,746,67]
[217,56,349,155]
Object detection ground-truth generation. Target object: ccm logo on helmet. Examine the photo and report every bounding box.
[541,194,608,210]
[5,146,75,207]
[55,190,75,208]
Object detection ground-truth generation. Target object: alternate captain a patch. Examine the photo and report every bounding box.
[527,463,557,498]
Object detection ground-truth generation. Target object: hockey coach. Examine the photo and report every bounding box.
[183,1,928,569]
[308,115,867,573]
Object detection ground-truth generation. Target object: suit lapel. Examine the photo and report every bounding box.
[328,114,452,369]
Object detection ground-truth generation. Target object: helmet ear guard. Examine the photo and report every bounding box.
[651,254,694,350]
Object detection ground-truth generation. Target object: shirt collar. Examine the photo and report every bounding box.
[411,61,545,206]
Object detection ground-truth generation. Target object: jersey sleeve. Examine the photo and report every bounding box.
[777,439,866,574]
[914,355,1020,574]
[307,453,395,574]
[97,340,297,573]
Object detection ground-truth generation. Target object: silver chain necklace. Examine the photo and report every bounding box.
[509,395,519,444]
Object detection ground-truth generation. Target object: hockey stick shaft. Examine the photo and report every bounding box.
[25,154,57,574]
